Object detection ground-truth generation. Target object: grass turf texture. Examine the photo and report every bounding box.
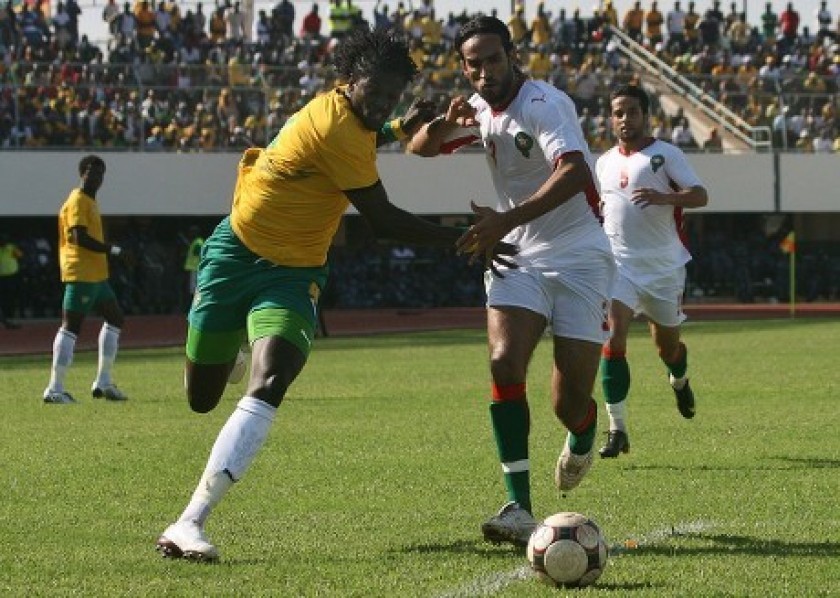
[1,319,838,596]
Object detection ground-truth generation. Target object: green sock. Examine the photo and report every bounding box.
[490,400,531,513]
[601,354,630,404]
[664,342,688,379]
[568,399,597,455]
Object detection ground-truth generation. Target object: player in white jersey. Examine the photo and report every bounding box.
[408,15,615,547]
[595,84,708,459]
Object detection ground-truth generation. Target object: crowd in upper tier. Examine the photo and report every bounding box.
[0,0,837,152]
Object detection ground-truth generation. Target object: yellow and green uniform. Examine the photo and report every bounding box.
[188,88,378,364]
[57,188,116,313]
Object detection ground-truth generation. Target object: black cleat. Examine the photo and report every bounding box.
[673,379,695,419]
[599,430,630,458]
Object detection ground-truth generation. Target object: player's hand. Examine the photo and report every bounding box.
[445,96,478,128]
[456,201,518,277]
[631,187,672,208]
[401,98,438,133]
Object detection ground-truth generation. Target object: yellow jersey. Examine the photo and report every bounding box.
[58,188,108,282]
[230,88,379,267]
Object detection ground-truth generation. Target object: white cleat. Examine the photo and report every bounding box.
[156,520,219,562]
[228,348,248,384]
[555,435,594,493]
[481,501,537,547]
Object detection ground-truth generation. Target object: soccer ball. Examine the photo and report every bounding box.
[526,512,609,588]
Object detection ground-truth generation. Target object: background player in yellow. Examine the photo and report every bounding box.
[43,155,129,404]
[156,26,516,562]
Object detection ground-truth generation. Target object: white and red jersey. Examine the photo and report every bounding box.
[440,79,609,270]
[596,138,701,277]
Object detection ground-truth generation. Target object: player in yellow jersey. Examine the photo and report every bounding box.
[43,155,129,404]
[156,26,517,562]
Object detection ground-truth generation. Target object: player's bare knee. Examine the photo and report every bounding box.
[489,355,524,385]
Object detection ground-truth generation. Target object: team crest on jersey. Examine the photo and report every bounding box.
[514,132,534,158]
[651,154,665,173]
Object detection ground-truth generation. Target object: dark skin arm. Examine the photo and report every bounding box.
[68,226,116,254]
[344,180,517,272]
[375,97,438,147]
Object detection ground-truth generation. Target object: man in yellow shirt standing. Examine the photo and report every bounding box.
[43,155,129,404]
[0,231,23,329]
[156,26,516,562]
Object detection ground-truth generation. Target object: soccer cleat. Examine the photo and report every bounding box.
[227,348,248,384]
[43,390,77,404]
[481,501,537,547]
[671,376,695,419]
[555,435,595,492]
[91,384,128,401]
[599,429,630,458]
[156,520,219,562]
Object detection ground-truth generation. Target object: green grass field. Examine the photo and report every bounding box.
[2,319,838,596]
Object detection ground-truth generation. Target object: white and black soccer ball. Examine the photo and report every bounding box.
[526,511,609,588]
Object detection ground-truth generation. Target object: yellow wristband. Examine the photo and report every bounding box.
[389,118,406,141]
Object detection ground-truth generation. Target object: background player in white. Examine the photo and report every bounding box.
[595,84,708,459]
[408,15,615,547]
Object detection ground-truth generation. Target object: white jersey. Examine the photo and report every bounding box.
[440,79,610,271]
[596,138,702,277]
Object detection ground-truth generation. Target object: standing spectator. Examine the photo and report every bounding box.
[815,1,833,43]
[623,1,645,43]
[672,117,695,148]
[274,0,295,43]
[241,0,254,42]
[761,2,778,42]
[645,1,664,47]
[779,2,800,46]
[226,2,245,43]
[65,0,81,44]
[102,0,120,37]
[666,1,686,53]
[0,231,23,329]
[596,84,708,458]
[683,0,700,50]
[301,3,322,43]
[507,3,528,47]
[408,15,615,545]
[43,155,129,404]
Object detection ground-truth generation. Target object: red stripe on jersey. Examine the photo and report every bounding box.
[556,151,603,223]
[668,177,690,251]
[440,134,480,154]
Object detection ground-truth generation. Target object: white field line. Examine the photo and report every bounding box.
[435,519,716,598]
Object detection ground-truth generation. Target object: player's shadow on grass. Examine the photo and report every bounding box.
[625,533,840,558]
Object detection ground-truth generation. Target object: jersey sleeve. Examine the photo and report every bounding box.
[663,144,703,190]
[527,90,587,165]
[63,191,89,231]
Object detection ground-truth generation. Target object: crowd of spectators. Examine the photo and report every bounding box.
[0,0,838,151]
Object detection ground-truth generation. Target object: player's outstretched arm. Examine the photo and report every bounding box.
[406,96,477,157]
[345,180,517,270]
[376,98,437,148]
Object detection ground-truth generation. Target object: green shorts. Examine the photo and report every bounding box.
[62,281,117,314]
[186,217,328,365]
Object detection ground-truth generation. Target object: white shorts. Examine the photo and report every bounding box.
[611,267,687,327]
[485,264,613,344]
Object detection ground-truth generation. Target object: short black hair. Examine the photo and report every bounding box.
[332,26,418,83]
[78,154,105,176]
[455,15,513,57]
[610,84,650,115]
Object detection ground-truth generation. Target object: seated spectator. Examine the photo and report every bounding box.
[703,127,723,151]
[672,117,695,147]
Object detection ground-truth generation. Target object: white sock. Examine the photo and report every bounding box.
[605,400,628,432]
[47,328,76,392]
[94,323,121,388]
[669,374,688,390]
[179,397,277,526]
